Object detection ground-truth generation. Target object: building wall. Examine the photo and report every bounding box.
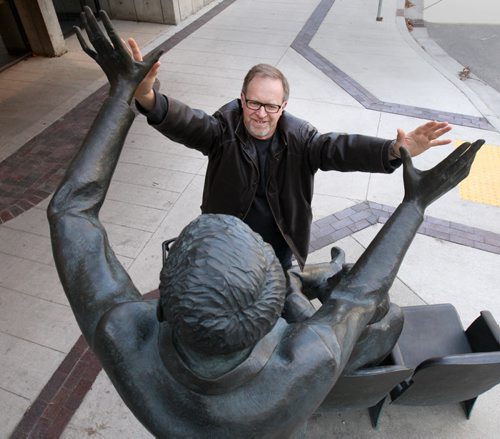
[103,0,216,25]
[11,0,215,59]
[14,0,66,56]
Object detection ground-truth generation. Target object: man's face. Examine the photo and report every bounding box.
[241,76,287,140]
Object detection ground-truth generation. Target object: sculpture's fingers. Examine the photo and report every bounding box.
[143,48,165,68]
[400,146,419,202]
[444,140,483,184]
[399,146,412,168]
[446,159,474,186]
[330,246,346,266]
[74,26,97,59]
[468,139,485,154]
[456,139,484,174]
[447,141,471,162]
[430,141,471,176]
[400,147,416,184]
[99,10,128,54]
[80,6,112,54]
[451,140,482,172]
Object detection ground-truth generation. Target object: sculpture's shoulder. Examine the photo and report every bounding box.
[277,321,340,370]
[94,299,159,356]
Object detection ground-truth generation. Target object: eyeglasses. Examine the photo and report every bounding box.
[243,94,283,114]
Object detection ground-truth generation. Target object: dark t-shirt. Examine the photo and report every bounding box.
[243,137,292,269]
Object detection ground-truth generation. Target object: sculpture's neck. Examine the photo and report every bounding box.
[159,324,252,379]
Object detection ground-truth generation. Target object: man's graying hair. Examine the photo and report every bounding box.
[242,64,290,102]
[159,214,286,355]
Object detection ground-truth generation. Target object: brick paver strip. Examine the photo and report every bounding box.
[309,201,500,256]
[0,86,106,225]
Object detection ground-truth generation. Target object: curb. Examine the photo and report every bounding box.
[398,0,500,132]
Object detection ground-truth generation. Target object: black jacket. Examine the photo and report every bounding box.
[147,96,397,268]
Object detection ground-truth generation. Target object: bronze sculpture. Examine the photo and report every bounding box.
[48,8,484,438]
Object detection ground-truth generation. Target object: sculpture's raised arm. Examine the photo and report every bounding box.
[340,141,483,298]
[47,7,163,347]
[306,140,483,372]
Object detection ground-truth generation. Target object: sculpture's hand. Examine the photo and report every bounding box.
[74,7,163,102]
[401,139,484,212]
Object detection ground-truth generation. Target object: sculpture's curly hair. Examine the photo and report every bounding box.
[159,214,286,355]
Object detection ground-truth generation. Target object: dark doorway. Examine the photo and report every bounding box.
[0,0,30,71]
[53,0,101,37]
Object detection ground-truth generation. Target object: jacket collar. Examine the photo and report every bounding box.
[159,318,288,395]
[235,115,258,166]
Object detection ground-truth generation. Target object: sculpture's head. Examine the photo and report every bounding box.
[158,214,286,355]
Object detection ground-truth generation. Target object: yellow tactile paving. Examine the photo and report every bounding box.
[456,141,500,207]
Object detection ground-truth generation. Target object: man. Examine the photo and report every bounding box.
[129,39,452,270]
[48,9,482,438]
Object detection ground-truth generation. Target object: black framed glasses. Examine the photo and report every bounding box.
[243,94,283,114]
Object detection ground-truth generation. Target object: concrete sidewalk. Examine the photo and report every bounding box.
[1,0,499,437]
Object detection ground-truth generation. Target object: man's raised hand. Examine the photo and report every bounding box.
[127,38,160,111]
[393,121,453,158]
